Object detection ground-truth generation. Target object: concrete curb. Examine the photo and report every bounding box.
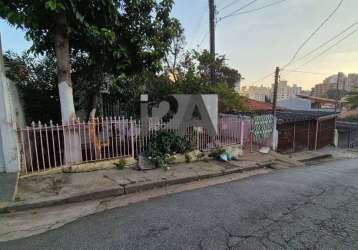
[0,162,271,214]
[0,187,125,214]
[298,154,333,163]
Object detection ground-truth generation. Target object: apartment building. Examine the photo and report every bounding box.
[271,80,302,101]
[347,74,358,91]
[240,85,271,102]
[311,83,329,97]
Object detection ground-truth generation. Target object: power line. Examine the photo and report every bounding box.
[225,0,289,16]
[218,0,242,12]
[197,31,209,49]
[283,70,328,75]
[254,71,275,84]
[188,9,208,49]
[282,19,358,69]
[218,0,259,22]
[292,25,358,71]
[287,0,344,65]
[281,22,358,78]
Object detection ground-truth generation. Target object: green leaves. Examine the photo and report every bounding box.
[1,0,178,78]
[4,52,61,123]
[146,131,193,169]
[347,87,358,109]
[45,0,65,11]
[209,83,246,112]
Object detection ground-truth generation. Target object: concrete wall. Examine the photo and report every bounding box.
[0,131,4,172]
[338,129,358,148]
[0,34,20,173]
[7,79,26,128]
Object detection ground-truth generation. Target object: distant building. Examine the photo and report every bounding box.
[290,84,302,96]
[271,80,302,101]
[233,73,243,93]
[311,73,353,97]
[234,81,241,93]
[323,74,339,85]
[242,81,304,102]
[320,73,348,93]
[276,80,289,101]
[240,85,271,102]
[300,90,311,96]
[337,72,347,90]
[311,83,329,97]
[347,74,358,91]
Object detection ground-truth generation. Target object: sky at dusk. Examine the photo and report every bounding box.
[1,0,358,90]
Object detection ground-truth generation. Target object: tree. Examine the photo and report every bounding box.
[1,0,179,163]
[162,49,246,112]
[208,83,245,112]
[347,87,358,109]
[163,24,185,83]
[70,52,111,119]
[1,1,110,122]
[4,51,107,123]
[194,50,240,87]
[325,88,348,100]
[176,50,245,112]
[0,0,179,121]
[4,52,61,123]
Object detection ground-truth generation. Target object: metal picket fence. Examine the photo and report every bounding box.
[17,114,273,175]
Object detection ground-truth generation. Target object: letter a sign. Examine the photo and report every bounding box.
[141,94,218,136]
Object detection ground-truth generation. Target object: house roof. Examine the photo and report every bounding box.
[336,121,358,131]
[232,99,337,123]
[227,109,337,124]
[245,99,285,111]
[276,110,338,124]
[296,94,348,104]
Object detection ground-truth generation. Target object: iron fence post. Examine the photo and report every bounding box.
[240,119,244,147]
[130,117,135,158]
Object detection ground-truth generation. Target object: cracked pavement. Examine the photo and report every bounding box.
[2,158,358,249]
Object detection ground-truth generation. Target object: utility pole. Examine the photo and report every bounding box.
[272,67,280,117]
[271,66,280,151]
[209,0,216,84]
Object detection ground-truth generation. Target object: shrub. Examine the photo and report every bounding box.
[115,158,127,170]
[146,131,193,169]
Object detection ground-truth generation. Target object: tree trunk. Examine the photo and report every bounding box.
[88,94,97,119]
[54,13,76,122]
[54,13,82,164]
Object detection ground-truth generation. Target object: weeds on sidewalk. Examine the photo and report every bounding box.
[115,159,127,170]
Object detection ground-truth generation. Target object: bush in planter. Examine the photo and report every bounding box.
[146,131,193,169]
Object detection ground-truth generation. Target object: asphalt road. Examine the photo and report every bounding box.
[2,158,358,250]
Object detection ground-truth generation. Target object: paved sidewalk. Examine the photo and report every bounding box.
[0,169,272,242]
[3,159,358,248]
[0,147,357,242]
[2,147,355,214]
[0,157,268,213]
[0,173,18,202]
